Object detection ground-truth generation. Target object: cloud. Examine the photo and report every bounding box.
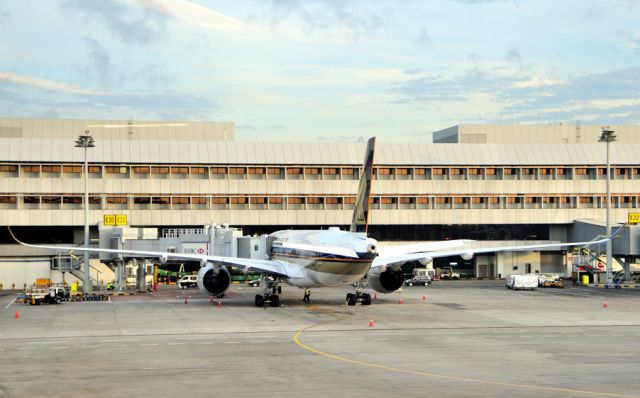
[259,0,387,40]
[0,81,218,121]
[0,70,111,96]
[0,8,9,23]
[415,26,432,47]
[389,61,640,126]
[62,0,167,45]
[137,0,256,31]
[83,38,116,88]
[506,49,522,64]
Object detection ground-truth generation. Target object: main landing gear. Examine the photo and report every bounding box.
[254,274,281,308]
[345,280,372,306]
[302,288,311,303]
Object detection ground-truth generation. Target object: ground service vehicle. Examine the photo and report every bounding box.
[440,267,461,280]
[26,285,69,305]
[178,275,198,289]
[404,275,431,286]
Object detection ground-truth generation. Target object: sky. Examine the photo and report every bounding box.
[0,0,639,142]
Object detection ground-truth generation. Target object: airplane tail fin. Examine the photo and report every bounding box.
[350,137,376,233]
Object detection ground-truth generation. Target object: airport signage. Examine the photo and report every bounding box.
[104,214,128,226]
[628,213,640,224]
[182,243,209,255]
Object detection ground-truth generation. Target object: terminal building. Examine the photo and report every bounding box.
[1,118,639,289]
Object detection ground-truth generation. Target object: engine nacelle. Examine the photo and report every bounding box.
[418,256,433,266]
[367,267,405,293]
[461,252,474,261]
[197,264,231,296]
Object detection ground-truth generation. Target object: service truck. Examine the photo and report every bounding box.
[26,285,70,305]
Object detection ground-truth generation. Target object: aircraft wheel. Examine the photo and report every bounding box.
[346,293,357,306]
[270,295,280,307]
[255,295,264,307]
[361,293,371,306]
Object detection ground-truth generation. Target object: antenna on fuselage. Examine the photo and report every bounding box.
[349,137,376,234]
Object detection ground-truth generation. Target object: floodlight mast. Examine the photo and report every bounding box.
[599,127,616,286]
[74,130,95,294]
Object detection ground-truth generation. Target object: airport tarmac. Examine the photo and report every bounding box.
[1,281,639,398]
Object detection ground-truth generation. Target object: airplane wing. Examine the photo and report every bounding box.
[372,224,625,270]
[8,227,291,278]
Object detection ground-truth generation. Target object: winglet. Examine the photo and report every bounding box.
[350,137,376,233]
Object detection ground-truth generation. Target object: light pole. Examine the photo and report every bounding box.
[599,127,616,286]
[75,130,95,294]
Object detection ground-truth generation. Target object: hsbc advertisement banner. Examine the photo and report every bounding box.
[181,243,209,255]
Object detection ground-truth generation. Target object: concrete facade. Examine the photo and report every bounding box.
[0,117,234,141]
[433,123,640,144]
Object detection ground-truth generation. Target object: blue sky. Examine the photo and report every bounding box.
[0,0,638,142]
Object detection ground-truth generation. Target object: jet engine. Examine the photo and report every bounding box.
[461,252,474,261]
[366,266,405,293]
[197,264,231,296]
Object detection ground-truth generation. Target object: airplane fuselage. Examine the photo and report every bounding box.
[269,229,378,288]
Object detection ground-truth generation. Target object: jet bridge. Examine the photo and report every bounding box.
[99,224,244,263]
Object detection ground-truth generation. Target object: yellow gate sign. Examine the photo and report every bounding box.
[104,214,116,226]
[629,213,640,224]
[104,214,127,226]
[115,214,127,226]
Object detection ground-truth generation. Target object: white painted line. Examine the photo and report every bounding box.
[27,341,67,345]
[244,335,276,339]
[103,339,140,342]
[111,344,129,347]
[224,341,240,344]
[141,343,159,346]
[196,342,213,345]
[4,297,17,309]
[48,346,68,349]
[168,342,186,346]
[80,345,99,348]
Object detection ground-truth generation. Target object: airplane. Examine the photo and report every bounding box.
[9,137,620,307]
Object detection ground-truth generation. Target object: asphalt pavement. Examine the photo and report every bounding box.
[0,280,638,398]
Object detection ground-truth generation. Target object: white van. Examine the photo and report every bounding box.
[178,275,198,289]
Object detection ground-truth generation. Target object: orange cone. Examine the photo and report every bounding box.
[369,319,374,327]
[603,300,608,308]
[184,297,188,304]
[373,293,377,300]
[108,295,111,302]
[15,311,19,319]
[217,300,222,308]
[422,295,427,301]
[399,297,404,304]
[210,297,214,304]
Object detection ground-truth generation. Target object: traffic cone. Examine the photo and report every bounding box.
[373,293,377,300]
[217,300,222,308]
[603,300,608,308]
[184,297,188,304]
[210,297,214,304]
[369,319,374,327]
[15,311,19,319]
[108,295,111,302]
[422,295,427,301]
[399,297,404,304]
